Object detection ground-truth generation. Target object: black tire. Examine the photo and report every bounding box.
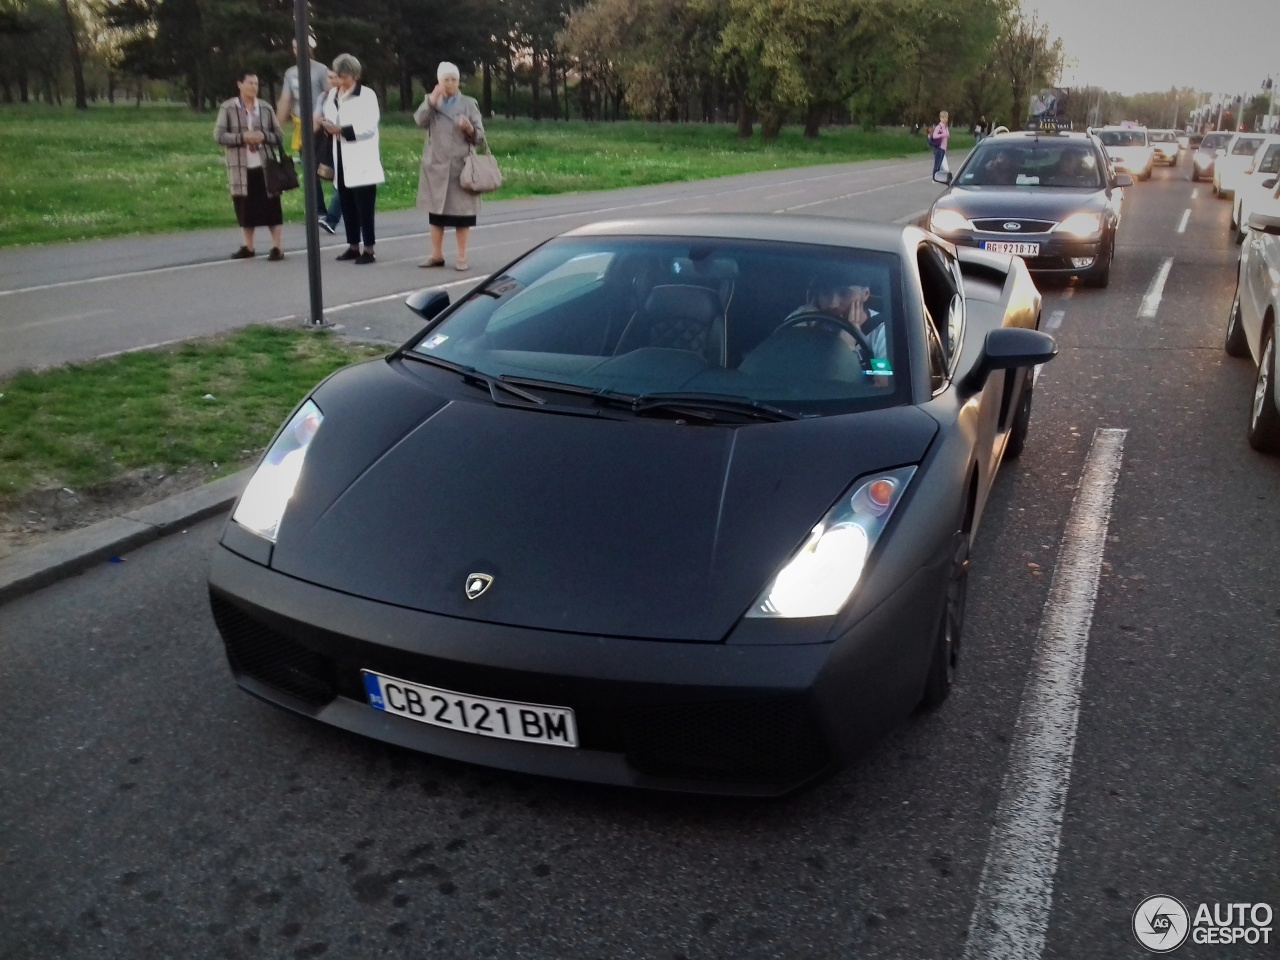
[920,545,967,710]
[1004,378,1034,459]
[1225,291,1250,358]
[1247,325,1280,454]
[1083,237,1113,288]
[1191,169,1199,182]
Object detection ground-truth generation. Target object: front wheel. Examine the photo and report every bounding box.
[919,547,968,710]
[1225,291,1250,357]
[1247,326,1280,454]
[1083,238,1113,288]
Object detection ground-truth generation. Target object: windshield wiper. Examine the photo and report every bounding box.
[403,353,546,404]
[627,392,805,422]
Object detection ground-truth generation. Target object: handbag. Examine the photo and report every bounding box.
[460,142,503,194]
[261,140,299,194]
[314,129,335,181]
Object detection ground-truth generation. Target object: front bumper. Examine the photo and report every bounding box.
[208,545,946,796]
[938,231,1105,277]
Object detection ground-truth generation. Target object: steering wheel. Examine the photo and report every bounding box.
[777,311,877,372]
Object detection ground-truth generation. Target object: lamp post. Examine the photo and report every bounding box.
[294,0,325,327]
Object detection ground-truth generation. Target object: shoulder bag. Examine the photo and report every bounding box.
[262,139,300,194]
[460,141,503,194]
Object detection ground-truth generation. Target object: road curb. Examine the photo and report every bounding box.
[0,469,251,606]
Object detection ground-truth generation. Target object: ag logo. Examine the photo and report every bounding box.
[1133,895,1190,953]
[465,573,494,600]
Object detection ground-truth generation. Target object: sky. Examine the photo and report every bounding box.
[1025,0,1279,97]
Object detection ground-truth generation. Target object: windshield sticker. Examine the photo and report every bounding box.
[422,334,450,350]
[867,358,894,375]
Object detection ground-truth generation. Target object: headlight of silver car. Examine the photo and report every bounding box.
[746,466,916,619]
[1053,212,1102,238]
[232,399,323,542]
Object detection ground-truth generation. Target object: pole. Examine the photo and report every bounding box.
[294,0,325,327]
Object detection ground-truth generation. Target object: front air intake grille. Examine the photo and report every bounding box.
[623,698,831,785]
[973,218,1057,233]
[210,595,337,707]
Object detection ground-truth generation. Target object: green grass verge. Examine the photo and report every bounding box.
[0,327,387,504]
[0,104,959,247]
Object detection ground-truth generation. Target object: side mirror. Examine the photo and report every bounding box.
[405,288,451,322]
[1262,177,1278,190]
[961,327,1058,394]
[1114,173,1134,187]
[933,170,953,185]
[1246,211,1280,236]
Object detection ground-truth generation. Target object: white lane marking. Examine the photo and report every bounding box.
[11,308,115,332]
[266,276,480,324]
[961,427,1127,960]
[1043,309,1065,332]
[1137,257,1173,320]
[1176,209,1190,234]
[775,176,929,212]
[0,163,926,298]
[1191,188,1199,200]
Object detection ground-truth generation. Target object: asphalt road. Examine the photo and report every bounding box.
[0,156,943,376]
[2,158,1277,960]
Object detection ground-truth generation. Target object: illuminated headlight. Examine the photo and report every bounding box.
[232,399,323,542]
[747,467,916,619]
[930,209,974,233]
[1054,212,1103,238]
[1194,154,1210,167]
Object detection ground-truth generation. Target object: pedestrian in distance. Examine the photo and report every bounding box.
[415,61,487,272]
[213,69,286,261]
[929,110,950,176]
[312,68,345,234]
[278,37,341,234]
[974,114,988,142]
[319,54,385,265]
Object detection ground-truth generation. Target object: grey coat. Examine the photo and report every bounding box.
[414,95,487,217]
[213,97,283,197]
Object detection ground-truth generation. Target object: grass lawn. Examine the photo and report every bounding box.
[0,327,387,505]
[0,104,956,247]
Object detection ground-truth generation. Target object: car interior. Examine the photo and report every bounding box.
[411,240,912,411]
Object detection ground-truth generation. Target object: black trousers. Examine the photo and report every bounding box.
[339,184,377,248]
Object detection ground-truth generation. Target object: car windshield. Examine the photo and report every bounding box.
[1200,133,1231,150]
[1098,130,1147,147]
[957,141,1102,188]
[1232,137,1264,156]
[1149,131,1176,142]
[406,237,910,417]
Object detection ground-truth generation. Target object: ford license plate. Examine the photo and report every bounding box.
[982,241,1040,256]
[362,670,578,747]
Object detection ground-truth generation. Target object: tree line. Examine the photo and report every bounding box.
[3,0,1079,137]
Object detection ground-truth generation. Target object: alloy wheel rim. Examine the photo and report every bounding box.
[1254,336,1273,425]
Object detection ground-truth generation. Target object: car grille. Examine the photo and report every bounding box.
[622,698,831,785]
[973,218,1057,233]
[210,594,337,706]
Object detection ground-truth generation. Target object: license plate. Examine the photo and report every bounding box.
[361,670,578,747]
[982,241,1040,256]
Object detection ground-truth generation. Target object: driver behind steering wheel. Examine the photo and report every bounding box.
[782,270,888,362]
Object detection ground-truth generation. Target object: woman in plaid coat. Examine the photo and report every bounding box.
[214,70,286,261]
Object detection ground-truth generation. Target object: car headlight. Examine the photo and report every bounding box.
[746,466,916,619]
[930,209,973,233]
[232,399,323,542]
[1195,153,1210,167]
[1054,212,1103,238]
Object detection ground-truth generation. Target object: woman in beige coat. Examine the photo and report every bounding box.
[415,61,486,271]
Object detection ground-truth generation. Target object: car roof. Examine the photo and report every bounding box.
[562,215,911,254]
[984,130,1095,143]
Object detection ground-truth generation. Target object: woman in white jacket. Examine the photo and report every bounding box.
[319,54,385,264]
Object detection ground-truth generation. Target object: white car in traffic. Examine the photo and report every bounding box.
[1225,175,1280,452]
[1231,135,1280,242]
[1096,127,1154,180]
[1214,133,1268,198]
[1148,129,1179,166]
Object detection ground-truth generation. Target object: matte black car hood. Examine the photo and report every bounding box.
[269,371,937,642]
[936,186,1108,222]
